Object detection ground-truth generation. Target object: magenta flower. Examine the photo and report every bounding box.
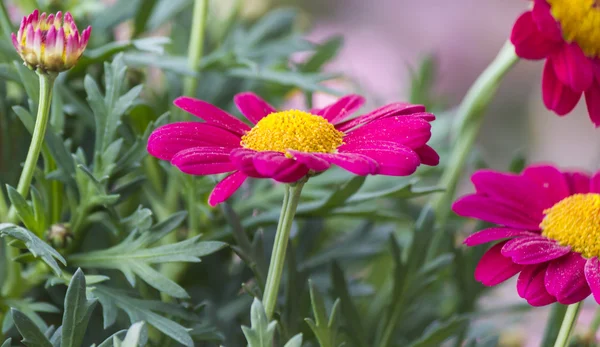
[148,93,439,206]
[510,0,600,126]
[453,165,600,306]
[12,9,91,73]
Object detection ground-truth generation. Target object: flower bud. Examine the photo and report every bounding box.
[46,223,73,249]
[11,9,91,73]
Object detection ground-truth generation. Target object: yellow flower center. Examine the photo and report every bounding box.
[540,193,600,258]
[241,110,344,155]
[547,0,600,57]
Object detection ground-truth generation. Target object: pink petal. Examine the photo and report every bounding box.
[510,11,560,60]
[233,92,277,124]
[341,141,421,176]
[287,150,331,172]
[563,171,591,194]
[585,82,600,127]
[542,59,582,115]
[80,26,92,47]
[229,148,264,178]
[414,145,439,166]
[171,147,235,175]
[208,171,247,206]
[452,195,543,230]
[174,97,251,135]
[475,242,524,286]
[585,257,600,304]
[522,165,571,206]
[591,172,600,193]
[316,94,365,124]
[343,116,432,148]
[545,252,591,304]
[313,153,378,176]
[531,0,563,41]
[501,236,571,264]
[471,170,548,221]
[252,151,295,177]
[335,103,428,132]
[272,162,309,183]
[147,122,241,161]
[11,33,19,51]
[464,228,540,247]
[517,264,557,306]
[551,44,594,93]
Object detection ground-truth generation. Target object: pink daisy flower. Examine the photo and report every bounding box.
[510,0,600,126]
[147,93,439,206]
[453,165,600,306]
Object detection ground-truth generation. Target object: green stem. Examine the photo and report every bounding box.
[542,304,568,347]
[553,302,582,347]
[427,41,518,259]
[182,0,208,101]
[262,181,306,320]
[3,72,55,298]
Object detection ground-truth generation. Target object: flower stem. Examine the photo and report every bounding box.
[3,72,55,297]
[182,0,208,101]
[553,302,582,347]
[427,41,518,260]
[262,180,306,320]
[541,304,568,347]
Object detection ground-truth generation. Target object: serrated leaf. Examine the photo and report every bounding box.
[11,309,52,347]
[93,286,194,346]
[331,262,367,347]
[241,298,277,347]
[1,338,11,347]
[69,211,225,298]
[5,186,37,234]
[0,223,65,276]
[305,280,340,347]
[301,36,343,73]
[61,269,98,347]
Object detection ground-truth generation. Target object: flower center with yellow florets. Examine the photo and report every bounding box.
[547,0,600,57]
[540,193,600,258]
[241,110,344,155]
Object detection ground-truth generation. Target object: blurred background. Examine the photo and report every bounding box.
[4,0,600,345]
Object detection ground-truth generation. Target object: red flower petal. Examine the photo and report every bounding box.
[174,97,251,135]
[585,81,600,127]
[551,44,594,92]
[414,145,439,166]
[475,242,524,286]
[585,257,600,304]
[510,11,560,60]
[208,171,248,206]
[542,59,582,115]
[545,253,591,304]
[501,236,571,265]
[563,171,591,194]
[147,122,241,161]
[234,92,277,124]
[517,264,557,306]
[335,103,427,132]
[171,147,235,175]
[452,195,542,230]
[313,153,378,176]
[464,228,540,247]
[316,94,365,124]
[341,141,421,176]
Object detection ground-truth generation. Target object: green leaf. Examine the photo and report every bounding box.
[1,338,11,347]
[61,269,98,347]
[301,36,344,73]
[69,212,225,298]
[2,299,59,334]
[97,330,127,347]
[93,286,194,346]
[0,223,66,276]
[331,262,367,347]
[118,322,148,347]
[408,317,467,347]
[305,280,340,347]
[11,309,52,347]
[241,298,277,347]
[14,61,39,104]
[283,334,303,347]
[147,0,191,31]
[5,186,37,234]
[227,68,341,95]
[243,8,297,48]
